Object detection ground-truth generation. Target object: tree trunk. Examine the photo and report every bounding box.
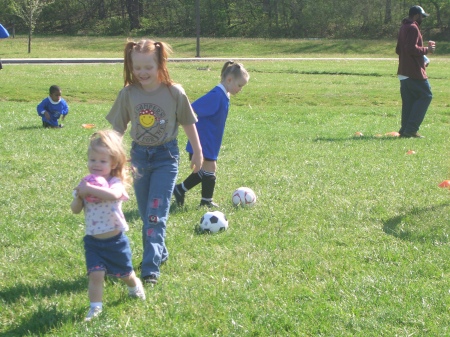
[28,28,31,53]
[125,0,140,30]
[384,0,392,24]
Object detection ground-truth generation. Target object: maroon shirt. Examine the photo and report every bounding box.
[396,18,429,80]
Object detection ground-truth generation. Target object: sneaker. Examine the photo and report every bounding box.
[173,185,185,206]
[84,306,102,322]
[129,278,146,300]
[143,274,158,285]
[400,132,424,138]
[199,200,219,208]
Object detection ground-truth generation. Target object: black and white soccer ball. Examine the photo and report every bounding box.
[231,187,257,207]
[199,211,229,233]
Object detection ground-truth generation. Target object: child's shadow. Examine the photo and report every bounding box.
[383,202,450,243]
[1,278,86,336]
[17,125,44,131]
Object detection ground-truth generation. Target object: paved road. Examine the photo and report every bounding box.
[2,57,398,64]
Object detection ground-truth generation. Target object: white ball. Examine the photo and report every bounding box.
[231,187,257,207]
[199,211,229,233]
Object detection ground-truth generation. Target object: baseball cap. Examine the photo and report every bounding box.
[409,5,429,17]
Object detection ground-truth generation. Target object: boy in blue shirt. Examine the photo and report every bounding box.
[37,85,69,128]
[174,61,249,207]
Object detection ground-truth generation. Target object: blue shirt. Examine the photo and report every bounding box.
[37,97,69,127]
[186,84,230,160]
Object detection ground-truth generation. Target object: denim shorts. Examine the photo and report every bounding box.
[84,232,133,278]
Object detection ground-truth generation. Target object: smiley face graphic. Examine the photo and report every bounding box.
[139,109,157,128]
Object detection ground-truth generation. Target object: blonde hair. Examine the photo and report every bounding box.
[221,61,249,82]
[88,130,130,187]
[123,39,173,87]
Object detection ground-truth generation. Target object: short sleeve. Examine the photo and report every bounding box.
[171,84,197,126]
[106,88,131,135]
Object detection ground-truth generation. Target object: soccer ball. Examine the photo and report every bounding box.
[199,211,229,233]
[231,187,256,207]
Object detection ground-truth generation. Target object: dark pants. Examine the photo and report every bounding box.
[399,78,432,135]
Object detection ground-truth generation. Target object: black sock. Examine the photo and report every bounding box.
[201,171,216,201]
[181,170,204,192]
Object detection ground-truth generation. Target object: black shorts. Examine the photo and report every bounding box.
[189,153,215,162]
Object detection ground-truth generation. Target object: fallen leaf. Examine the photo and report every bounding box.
[82,124,96,129]
[406,150,416,155]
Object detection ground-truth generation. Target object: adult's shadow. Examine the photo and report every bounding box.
[383,202,450,243]
[0,278,86,336]
[313,135,400,143]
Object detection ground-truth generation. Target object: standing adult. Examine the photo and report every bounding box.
[396,5,435,138]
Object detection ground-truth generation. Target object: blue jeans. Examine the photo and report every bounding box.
[399,78,432,135]
[131,139,179,278]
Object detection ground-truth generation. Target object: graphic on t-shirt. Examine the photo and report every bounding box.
[139,109,159,127]
[135,103,167,144]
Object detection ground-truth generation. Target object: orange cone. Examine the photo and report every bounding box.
[438,180,450,188]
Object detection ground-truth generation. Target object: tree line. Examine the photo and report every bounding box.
[1,0,449,40]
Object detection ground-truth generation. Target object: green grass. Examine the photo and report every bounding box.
[0,40,449,336]
[2,35,450,59]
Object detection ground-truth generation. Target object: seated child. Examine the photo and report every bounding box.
[37,85,69,128]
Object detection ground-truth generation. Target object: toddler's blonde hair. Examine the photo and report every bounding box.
[88,130,130,188]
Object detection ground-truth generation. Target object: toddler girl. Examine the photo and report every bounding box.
[71,130,145,322]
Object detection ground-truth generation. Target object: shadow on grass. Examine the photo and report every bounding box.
[314,135,401,142]
[4,305,67,337]
[1,278,86,336]
[17,125,45,131]
[383,202,450,243]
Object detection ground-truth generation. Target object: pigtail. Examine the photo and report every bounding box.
[122,39,174,88]
[123,41,137,87]
[154,41,173,86]
[221,61,235,79]
[220,61,248,82]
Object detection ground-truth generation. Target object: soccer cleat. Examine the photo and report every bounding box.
[199,200,219,208]
[129,278,146,300]
[84,306,102,322]
[143,274,158,285]
[173,185,185,206]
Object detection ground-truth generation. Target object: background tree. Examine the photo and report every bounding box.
[0,0,448,40]
[11,0,54,53]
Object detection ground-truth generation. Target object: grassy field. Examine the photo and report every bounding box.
[0,38,449,336]
[2,35,450,59]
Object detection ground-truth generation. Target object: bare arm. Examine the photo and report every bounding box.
[76,180,124,201]
[71,195,84,214]
[182,123,203,173]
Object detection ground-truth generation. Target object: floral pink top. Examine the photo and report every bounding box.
[84,176,129,235]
